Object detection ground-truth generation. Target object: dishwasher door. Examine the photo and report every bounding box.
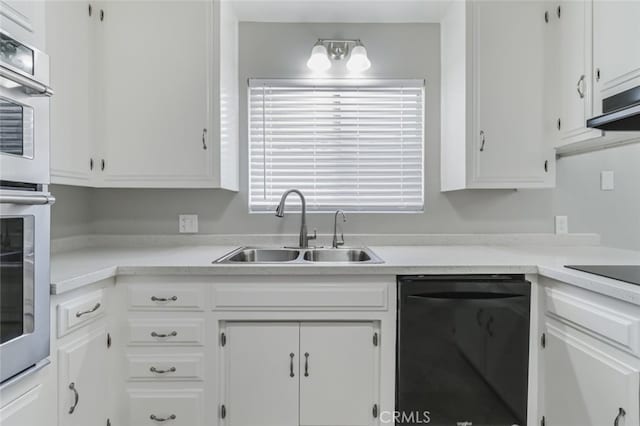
[396,275,531,426]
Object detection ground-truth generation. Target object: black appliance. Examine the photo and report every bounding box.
[565,265,640,286]
[587,85,640,130]
[396,275,531,426]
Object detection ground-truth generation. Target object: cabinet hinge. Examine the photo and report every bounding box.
[544,160,549,173]
[541,333,546,348]
[106,419,111,426]
[557,118,562,131]
[90,158,94,170]
[556,5,561,18]
[373,332,379,346]
[107,333,112,348]
[221,404,227,419]
[541,415,546,426]
[544,10,549,23]
[100,9,104,22]
[88,4,92,17]
[372,404,378,418]
[220,332,226,347]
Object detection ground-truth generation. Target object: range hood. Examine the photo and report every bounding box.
[587,85,640,131]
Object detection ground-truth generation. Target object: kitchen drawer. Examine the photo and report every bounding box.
[128,389,203,426]
[545,287,640,356]
[127,353,204,381]
[212,281,389,311]
[128,319,205,346]
[57,289,105,337]
[128,284,206,311]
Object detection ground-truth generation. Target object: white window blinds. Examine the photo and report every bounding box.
[248,79,424,213]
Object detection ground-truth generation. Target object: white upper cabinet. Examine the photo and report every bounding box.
[46,0,239,189]
[556,0,604,149]
[592,0,640,113]
[441,1,555,191]
[46,1,94,185]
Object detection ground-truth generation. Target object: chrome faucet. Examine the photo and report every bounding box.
[332,210,346,248]
[275,189,316,249]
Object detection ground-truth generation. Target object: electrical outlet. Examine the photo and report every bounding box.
[555,216,568,234]
[601,171,614,191]
[179,214,198,233]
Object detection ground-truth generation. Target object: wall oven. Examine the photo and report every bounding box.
[0,29,53,185]
[0,189,54,384]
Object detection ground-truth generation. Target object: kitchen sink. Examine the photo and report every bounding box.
[222,248,300,263]
[214,247,383,264]
[303,248,380,263]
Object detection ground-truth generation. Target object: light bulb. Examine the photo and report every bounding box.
[346,44,371,72]
[307,44,331,72]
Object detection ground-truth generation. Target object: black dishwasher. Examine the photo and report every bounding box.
[396,275,531,426]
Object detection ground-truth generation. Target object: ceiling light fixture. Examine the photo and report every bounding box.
[306,39,371,72]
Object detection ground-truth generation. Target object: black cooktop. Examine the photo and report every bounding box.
[565,265,640,286]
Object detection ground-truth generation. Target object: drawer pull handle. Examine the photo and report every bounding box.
[151,331,178,338]
[150,366,176,374]
[304,352,310,377]
[151,296,178,303]
[68,382,79,414]
[614,407,626,426]
[150,414,176,422]
[75,302,101,318]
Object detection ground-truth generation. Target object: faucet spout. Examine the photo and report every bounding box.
[275,189,316,248]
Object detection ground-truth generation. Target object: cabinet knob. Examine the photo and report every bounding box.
[596,68,601,82]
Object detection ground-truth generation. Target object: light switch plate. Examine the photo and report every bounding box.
[601,171,614,191]
[179,214,198,233]
[555,216,568,234]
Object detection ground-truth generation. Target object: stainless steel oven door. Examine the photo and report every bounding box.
[0,29,52,185]
[0,191,53,383]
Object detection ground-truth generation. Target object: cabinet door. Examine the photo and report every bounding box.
[96,1,213,187]
[0,1,45,49]
[58,326,108,426]
[593,0,640,112]
[473,1,551,186]
[0,385,48,426]
[223,322,299,426]
[544,322,640,426]
[299,323,377,426]
[47,1,94,185]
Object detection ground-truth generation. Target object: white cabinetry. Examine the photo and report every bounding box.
[592,0,640,113]
[543,322,639,426]
[46,0,239,189]
[222,321,379,426]
[46,1,94,185]
[441,0,555,191]
[0,0,46,49]
[541,278,640,426]
[223,322,300,426]
[57,325,109,426]
[555,0,604,150]
[0,385,48,426]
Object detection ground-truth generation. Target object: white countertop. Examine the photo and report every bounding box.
[51,242,640,305]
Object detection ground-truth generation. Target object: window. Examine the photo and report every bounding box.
[248,79,424,212]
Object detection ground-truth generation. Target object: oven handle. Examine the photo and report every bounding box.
[0,65,54,97]
[0,194,56,205]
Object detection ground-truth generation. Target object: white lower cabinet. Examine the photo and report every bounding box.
[222,322,379,426]
[0,385,47,426]
[128,389,203,426]
[543,322,639,426]
[541,278,640,426]
[57,325,109,426]
[223,323,300,426]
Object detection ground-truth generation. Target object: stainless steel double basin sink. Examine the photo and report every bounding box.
[214,247,384,264]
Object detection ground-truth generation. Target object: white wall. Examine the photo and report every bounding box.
[554,143,640,250]
[51,22,556,238]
